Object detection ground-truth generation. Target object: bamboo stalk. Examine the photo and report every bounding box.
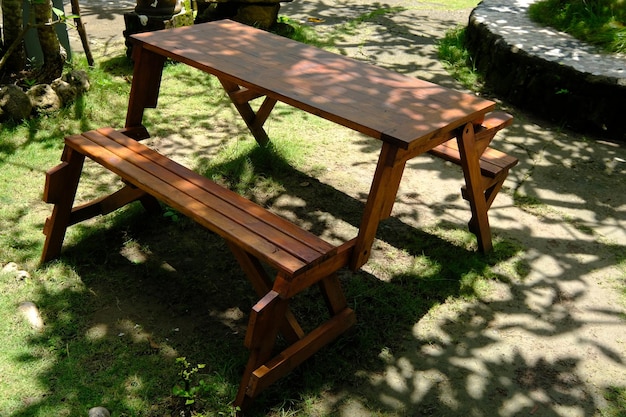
[70,0,94,67]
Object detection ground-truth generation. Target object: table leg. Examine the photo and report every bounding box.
[351,142,407,270]
[456,122,493,252]
[125,45,167,129]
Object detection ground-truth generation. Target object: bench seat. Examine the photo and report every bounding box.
[52,127,336,278]
[429,139,519,180]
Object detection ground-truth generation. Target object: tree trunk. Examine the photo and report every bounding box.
[31,0,64,83]
[1,0,26,74]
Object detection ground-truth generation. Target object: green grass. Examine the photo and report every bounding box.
[438,26,483,91]
[529,0,626,54]
[602,386,626,417]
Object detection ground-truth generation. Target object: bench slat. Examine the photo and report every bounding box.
[429,139,518,178]
[66,129,336,277]
[95,128,334,256]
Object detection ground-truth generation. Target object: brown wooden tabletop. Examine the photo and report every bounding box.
[128,20,495,150]
[126,19,503,269]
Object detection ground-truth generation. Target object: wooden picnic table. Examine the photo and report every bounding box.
[121,19,508,410]
[126,19,500,267]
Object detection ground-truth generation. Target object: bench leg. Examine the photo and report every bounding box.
[41,141,161,264]
[483,172,508,210]
[231,259,354,412]
[227,242,305,343]
[235,290,287,410]
[41,146,86,263]
[318,273,348,315]
[235,289,355,410]
[456,123,493,253]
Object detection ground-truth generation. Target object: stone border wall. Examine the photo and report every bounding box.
[465,0,626,142]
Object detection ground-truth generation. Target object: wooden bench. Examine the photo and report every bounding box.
[428,111,518,248]
[40,127,356,411]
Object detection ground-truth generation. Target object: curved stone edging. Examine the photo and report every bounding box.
[466,0,626,141]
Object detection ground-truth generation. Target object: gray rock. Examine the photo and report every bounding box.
[62,70,90,95]
[18,301,44,331]
[15,270,31,280]
[2,262,19,274]
[27,84,62,114]
[0,84,33,121]
[88,406,111,417]
[51,78,78,107]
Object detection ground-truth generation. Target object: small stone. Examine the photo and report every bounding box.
[27,84,61,114]
[62,70,91,95]
[15,270,31,280]
[2,262,19,274]
[51,78,78,106]
[88,406,111,417]
[18,301,44,331]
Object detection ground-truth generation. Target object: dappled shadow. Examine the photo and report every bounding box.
[14,129,624,415]
[281,0,469,88]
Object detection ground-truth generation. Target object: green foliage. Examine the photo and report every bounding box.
[602,386,626,417]
[52,6,79,22]
[438,26,483,91]
[274,16,332,48]
[163,206,181,223]
[529,0,626,53]
[172,357,208,405]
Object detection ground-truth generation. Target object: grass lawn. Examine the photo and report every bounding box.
[529,0,626,54]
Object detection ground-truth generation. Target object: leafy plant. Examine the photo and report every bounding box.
[163,206,181,223]
[172,357,209,406]
[438,26,483,91]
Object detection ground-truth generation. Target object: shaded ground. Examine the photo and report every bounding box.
[42,0,626,416]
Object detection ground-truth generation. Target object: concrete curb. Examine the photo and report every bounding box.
[467,0,626,141]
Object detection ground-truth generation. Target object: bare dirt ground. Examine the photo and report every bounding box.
[59,1,626,416]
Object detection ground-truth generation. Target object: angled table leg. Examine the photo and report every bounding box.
[125,44,167,129]
[456,122,493,253]
[351,142,408,270]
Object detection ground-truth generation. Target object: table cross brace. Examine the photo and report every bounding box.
[219,78,277,147]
